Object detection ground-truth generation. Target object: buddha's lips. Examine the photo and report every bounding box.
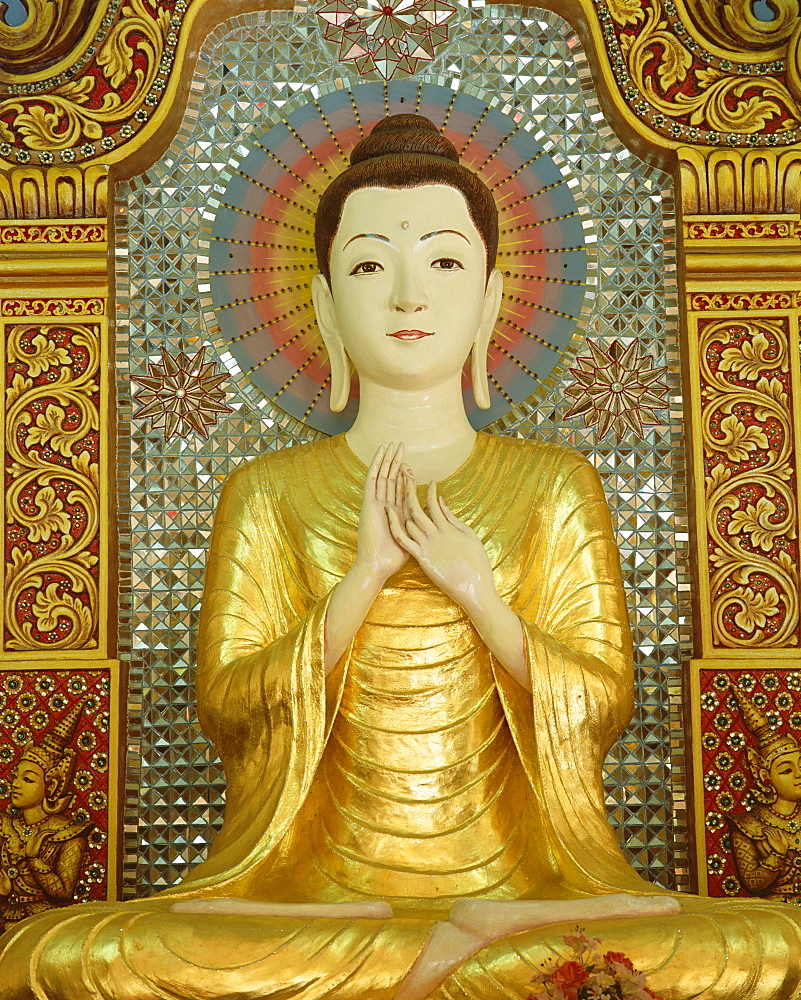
[388,330,433,340]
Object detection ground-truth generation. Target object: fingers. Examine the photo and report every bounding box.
[428,481,448,529]
[374,442,397,504]
[366,444,386,489]
[406,476,435,534]
[370,443,407,507]
[405,519,429,546]
[386,504,422,558]
[439,497,464,528]
[387,442,405,508]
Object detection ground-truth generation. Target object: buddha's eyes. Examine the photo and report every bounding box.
[432,257,463,271]
[350,261,383,276]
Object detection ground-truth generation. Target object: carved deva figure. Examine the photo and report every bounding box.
[4,114,801,999]
[728,686,801,903]
[0,702,92,932]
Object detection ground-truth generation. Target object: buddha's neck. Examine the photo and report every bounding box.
[346,374,476,483]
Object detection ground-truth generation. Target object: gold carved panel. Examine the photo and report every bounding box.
[3,321,101,651]
[695,312,799,649]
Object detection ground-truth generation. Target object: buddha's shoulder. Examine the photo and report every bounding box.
[478,433,596,480]
[220,439,336,495]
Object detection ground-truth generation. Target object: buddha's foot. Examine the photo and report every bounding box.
[394,921,486,1000]
[393,894,682,1000]
[169,899,394,919]
[449,893,681,943]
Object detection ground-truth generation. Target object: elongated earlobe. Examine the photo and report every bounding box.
[471,268,503,410]
[312,273,352,413]
[328,351,351,412]
[471,346,491,409]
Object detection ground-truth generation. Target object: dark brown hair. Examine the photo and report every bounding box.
[314,114,498,283]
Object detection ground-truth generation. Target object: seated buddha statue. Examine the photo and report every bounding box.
[3,114,801,1000]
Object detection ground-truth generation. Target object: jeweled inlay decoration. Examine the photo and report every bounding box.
[563,338,670,439]
[699,668,801,901]
[318,0,456,79]
[132,346,233,442]
[0,668,112,913]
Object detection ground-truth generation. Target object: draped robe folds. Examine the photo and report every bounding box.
[2,433,801,1000]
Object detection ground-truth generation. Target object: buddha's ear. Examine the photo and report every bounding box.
[312,272,351,413]
[471,267,503,410]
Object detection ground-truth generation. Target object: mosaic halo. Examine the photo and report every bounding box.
[203,79,595,435]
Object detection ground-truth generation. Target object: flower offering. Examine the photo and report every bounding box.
[528,929,661,1000]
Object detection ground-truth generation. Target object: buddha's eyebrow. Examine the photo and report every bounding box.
[421,229,470,243]
[342,232,391,249]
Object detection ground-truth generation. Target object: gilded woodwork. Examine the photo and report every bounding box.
[688,661,801,901]
[0,165,107,220]
[695,315,799,650]
[0,0,97,75]
[3,321,101,653]
[678,147,801,215]
[0,661,124,908]
[0,0,171,160]
[0,700,93,930]
[0,0,797,908]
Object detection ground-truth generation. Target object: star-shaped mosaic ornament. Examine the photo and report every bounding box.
[133,346,233,443]
[563,339,670,440]
[318,0,456,79]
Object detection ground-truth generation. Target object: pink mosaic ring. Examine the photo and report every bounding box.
[206,79,593,436]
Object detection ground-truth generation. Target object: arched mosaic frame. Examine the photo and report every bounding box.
[116,5,691,896]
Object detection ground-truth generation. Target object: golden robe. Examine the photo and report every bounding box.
[2,433,801,999]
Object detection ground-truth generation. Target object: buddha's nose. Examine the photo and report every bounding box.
[391,268,427,312]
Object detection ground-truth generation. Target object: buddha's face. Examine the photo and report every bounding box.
[315,184,501,393]
[769,750,801,803]
[11,760,45,810]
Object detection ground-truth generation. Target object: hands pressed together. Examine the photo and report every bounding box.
[325,442,527,687]
[357,442,497,617]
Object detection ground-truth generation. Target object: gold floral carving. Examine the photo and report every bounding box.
[602,0,801,146]
[700,317,799,648]
[686,220,796,239]
[0,299,105,318]
[690,292,796,312]
[0,0,170,157]
[3,324,100,650]
[674,0,800,59]
[0,223,105,244]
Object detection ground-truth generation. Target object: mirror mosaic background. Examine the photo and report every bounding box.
[116,1,692,896]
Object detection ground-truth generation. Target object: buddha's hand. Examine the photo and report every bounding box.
[389,478,495,615]
[356,443,410,583]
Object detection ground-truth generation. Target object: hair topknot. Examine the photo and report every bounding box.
[349,114,459,166]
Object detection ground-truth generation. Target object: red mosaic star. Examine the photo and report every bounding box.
[563,339,670,440]
[318,0,456,80]
[133,346,233,442]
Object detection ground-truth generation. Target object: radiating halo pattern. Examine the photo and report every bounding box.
[206,79,594,435]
